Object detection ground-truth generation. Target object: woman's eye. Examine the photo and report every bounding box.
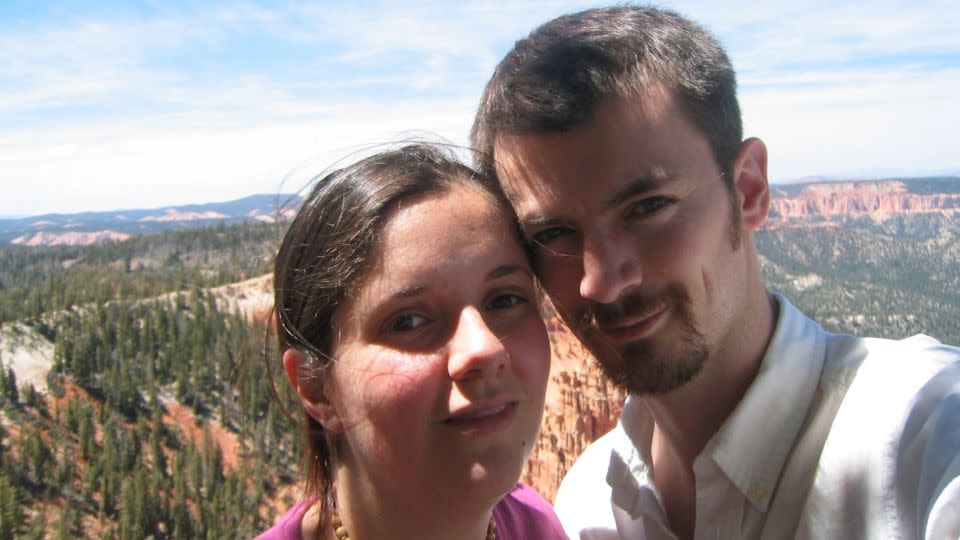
[387,313,429,333]
[487,293,528,311]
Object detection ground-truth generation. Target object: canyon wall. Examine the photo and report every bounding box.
[766,181,960,228]
[521,319,626,502]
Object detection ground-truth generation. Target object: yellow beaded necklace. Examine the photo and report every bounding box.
[329,513,497,540]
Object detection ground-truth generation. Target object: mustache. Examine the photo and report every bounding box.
[579,284,689,329]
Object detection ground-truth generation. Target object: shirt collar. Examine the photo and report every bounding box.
[607,396,667,521]
[606,294,828,516]
[705,293,827,511]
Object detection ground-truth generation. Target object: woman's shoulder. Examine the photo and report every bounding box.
[492,483,569,540]
[254,500,312,540]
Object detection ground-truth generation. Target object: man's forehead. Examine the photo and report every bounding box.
[491,134,563,219]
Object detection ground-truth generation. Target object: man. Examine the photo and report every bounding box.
[471,5,960,539]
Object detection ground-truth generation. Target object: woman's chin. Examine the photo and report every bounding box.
[464,446,528,497]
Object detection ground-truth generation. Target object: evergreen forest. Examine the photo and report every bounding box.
[0,200,958,539]
[0,222,299,539]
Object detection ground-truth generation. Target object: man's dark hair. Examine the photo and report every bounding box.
[471,5,742,185]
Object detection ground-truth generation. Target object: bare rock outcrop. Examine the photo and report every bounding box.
[11,230,131,246]
[521,319,626,502]
[765,181,960,229]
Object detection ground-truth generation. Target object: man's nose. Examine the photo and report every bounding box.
[579,232,642,305]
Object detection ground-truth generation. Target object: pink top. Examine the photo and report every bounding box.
[255,483,568,540]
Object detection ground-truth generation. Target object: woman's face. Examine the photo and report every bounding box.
[328,184,550,504]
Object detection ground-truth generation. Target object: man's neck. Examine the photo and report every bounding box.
[639,288,776,540]
[645,289,777,465]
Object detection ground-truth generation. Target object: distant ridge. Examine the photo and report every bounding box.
[5,177,959,247]
[772,175,960,196]
[765,177,960,228]
[0,193,303,246]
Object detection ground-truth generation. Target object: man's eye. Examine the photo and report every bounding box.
[487,293,527,311]
[627,197,671,218]
[630,197,670,216]
[531,227,571,246]
[387,313,429,333]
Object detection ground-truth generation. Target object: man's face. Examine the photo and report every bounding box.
[494,89,752,395]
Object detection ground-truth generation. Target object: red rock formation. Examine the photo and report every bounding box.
[138,209,230,222]
[521,318,626,502]
[764,181,960,229]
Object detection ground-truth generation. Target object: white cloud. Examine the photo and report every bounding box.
[1,0,958,215]
[1,94,478,214]
[743,64,960,181]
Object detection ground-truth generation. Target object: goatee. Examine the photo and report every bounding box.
[576,284,708,395]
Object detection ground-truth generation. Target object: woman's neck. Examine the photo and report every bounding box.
[328,467,497,540]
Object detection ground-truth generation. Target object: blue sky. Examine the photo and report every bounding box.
[2,1,959,216]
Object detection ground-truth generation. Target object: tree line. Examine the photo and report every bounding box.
[0,221,285,325]
[0,289,299,539]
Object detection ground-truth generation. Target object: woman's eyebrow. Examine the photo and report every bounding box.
[487,264,533,281]
[382,265,530,300]
[387,285,427,301]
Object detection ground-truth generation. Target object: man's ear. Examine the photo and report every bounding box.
[282,348,343,433]
[733,137,770,231]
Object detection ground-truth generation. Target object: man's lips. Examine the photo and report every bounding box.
[595,305,668,344]
[444,401,519,434]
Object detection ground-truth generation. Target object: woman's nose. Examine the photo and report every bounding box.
[447,307,509,380]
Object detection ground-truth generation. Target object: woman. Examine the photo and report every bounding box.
[258,144,567,540]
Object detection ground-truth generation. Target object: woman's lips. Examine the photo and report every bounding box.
[596,305,668,344]
[444,401,519,435]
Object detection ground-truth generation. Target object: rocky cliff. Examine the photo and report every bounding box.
[521,318,626,502]
[765,180,960,229]
[11,230,131,246]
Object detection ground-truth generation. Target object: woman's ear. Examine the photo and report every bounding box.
[282,348,343,433]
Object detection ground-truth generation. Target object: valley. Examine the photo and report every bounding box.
[0,177,957,537]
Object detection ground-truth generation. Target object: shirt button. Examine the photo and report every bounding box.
[749,484,767,501]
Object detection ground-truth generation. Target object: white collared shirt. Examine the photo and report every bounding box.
[554,293,960,539]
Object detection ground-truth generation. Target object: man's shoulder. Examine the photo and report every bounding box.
[774,293,960,371]
[813,331,960,469]
[816,332,960,432]
[797,334,960,537]
[820,331,959,385]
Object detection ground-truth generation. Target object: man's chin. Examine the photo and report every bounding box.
[591,338,709,396]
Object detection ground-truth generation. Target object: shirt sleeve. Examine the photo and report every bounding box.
[493,483,569,539]
[254,500,310,540]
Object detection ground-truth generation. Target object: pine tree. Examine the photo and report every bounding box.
[3,369,16,405]
[78,409,95,462]
[53,505,80,540]
[0,473,23,540]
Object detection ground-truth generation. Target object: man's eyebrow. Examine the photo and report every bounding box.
[602,174,676,211]
[518,214,563,231]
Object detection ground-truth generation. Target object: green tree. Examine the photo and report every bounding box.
[3,369,17,405]
[0,473,23,540]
